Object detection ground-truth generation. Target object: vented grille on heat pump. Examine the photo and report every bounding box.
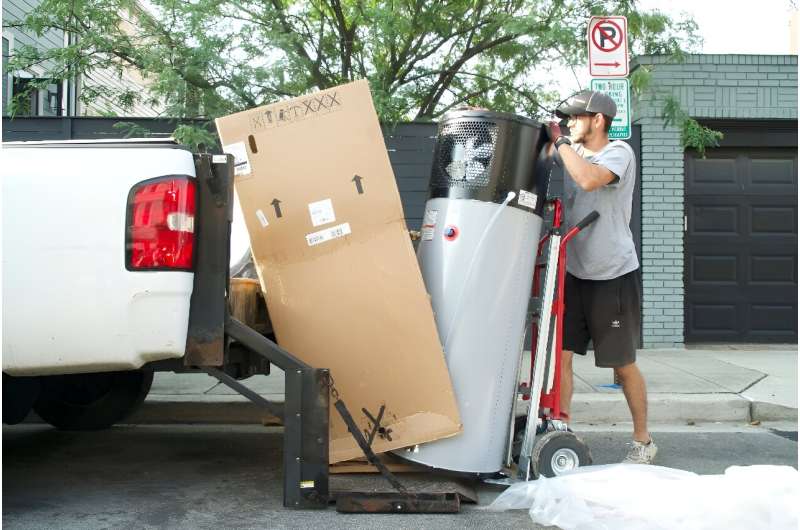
[434,120,498,189]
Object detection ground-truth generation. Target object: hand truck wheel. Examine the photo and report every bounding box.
[511,416,555,462]
[531,430,592,478]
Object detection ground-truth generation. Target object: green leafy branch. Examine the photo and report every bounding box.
[111,121,217,151]
[662,95,723,157]
[112,121,152,137]
[630,63,723,158]
[171,123,218,150]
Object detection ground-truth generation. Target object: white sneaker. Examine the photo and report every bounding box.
[623,438,658,464]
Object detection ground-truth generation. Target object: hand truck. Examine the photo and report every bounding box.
[511,199,599,480]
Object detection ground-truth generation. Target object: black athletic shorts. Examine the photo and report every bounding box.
[562,269,641,368]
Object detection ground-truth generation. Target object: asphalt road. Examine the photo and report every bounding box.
[3,423,797,529]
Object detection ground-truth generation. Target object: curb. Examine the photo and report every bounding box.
[569,394,752,423]
[572,395,796,423]
[749,401,798,422]
[514,393,754,424]
[23,394,795,426]
[119,393,794,425]
[129,395,282,425]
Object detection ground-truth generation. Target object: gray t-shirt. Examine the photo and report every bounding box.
[563,140,639,280]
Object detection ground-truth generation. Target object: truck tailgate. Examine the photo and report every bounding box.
[2,144,197,375]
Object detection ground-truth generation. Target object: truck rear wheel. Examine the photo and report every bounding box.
[2,373,42,425]
[33,370,153,430]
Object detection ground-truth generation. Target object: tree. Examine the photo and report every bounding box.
[5,0,701,143]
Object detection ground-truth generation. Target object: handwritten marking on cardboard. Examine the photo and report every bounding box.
[250,91,342,132]
[518,190,538,210]
[306,222,351,247]
[255,209,269,228]
[308,198,336,227]
[422,208,439,241]
[222,141,252,177]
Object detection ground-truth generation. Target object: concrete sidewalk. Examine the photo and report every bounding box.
[129,345,798,426]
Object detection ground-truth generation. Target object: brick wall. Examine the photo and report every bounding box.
[632,54,798,347]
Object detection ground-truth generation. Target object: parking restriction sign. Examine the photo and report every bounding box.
[590,78,631,140]
[588,16,629,77]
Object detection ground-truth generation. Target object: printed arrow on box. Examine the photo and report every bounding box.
[271,198,283,218]
[352,174,364,194]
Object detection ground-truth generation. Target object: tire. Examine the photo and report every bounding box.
[2,373,42,425]
[511,416,551,462]
[33,370,153,431]
[531,430,592,478]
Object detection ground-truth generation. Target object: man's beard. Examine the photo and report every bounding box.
[572,126,596,144]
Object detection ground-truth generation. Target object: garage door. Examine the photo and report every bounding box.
[685,129,797,342]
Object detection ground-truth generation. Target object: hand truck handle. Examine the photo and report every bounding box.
[562,210,599,247]
[575,210,599,231]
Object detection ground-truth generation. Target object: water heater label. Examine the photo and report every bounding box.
[422,208,439,241]
[518,190,538,210]
[423,208,439,226]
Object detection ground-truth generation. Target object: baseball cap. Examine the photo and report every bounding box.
[555,90,617,120]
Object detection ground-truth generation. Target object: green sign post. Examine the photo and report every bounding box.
[590,78,630,140]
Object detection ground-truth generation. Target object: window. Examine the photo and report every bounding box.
[3,33,68,117]
[11,76,62,116]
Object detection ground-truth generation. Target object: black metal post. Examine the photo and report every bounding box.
[184,153,234,367]
[225,317,329,509]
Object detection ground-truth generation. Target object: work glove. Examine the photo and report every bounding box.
[545,120,563,143]
[544,121,565,166]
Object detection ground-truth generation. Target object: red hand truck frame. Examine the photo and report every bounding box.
[515,199,598,480]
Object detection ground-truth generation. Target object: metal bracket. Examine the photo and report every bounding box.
[201,366,284,421]
[332,399,407,494]
[329,392,466,514]
[224,317,330,509]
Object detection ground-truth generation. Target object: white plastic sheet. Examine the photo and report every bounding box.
[488,464,799,530]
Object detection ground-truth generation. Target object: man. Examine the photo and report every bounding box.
[546,90,657,465]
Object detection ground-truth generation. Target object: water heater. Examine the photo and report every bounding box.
[397,110,552,473]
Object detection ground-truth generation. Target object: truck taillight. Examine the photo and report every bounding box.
[126,177,196,270]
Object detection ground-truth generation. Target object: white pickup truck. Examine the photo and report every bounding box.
[3,138,351,509]
[2,138,261,430]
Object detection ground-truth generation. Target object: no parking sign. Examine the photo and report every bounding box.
[588,16,629,77]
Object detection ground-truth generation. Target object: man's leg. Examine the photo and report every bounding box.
[560,349,574,421]
[614,361,650,443]
[561,272,588,423]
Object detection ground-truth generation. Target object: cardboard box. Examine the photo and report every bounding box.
[215,80,461,463]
